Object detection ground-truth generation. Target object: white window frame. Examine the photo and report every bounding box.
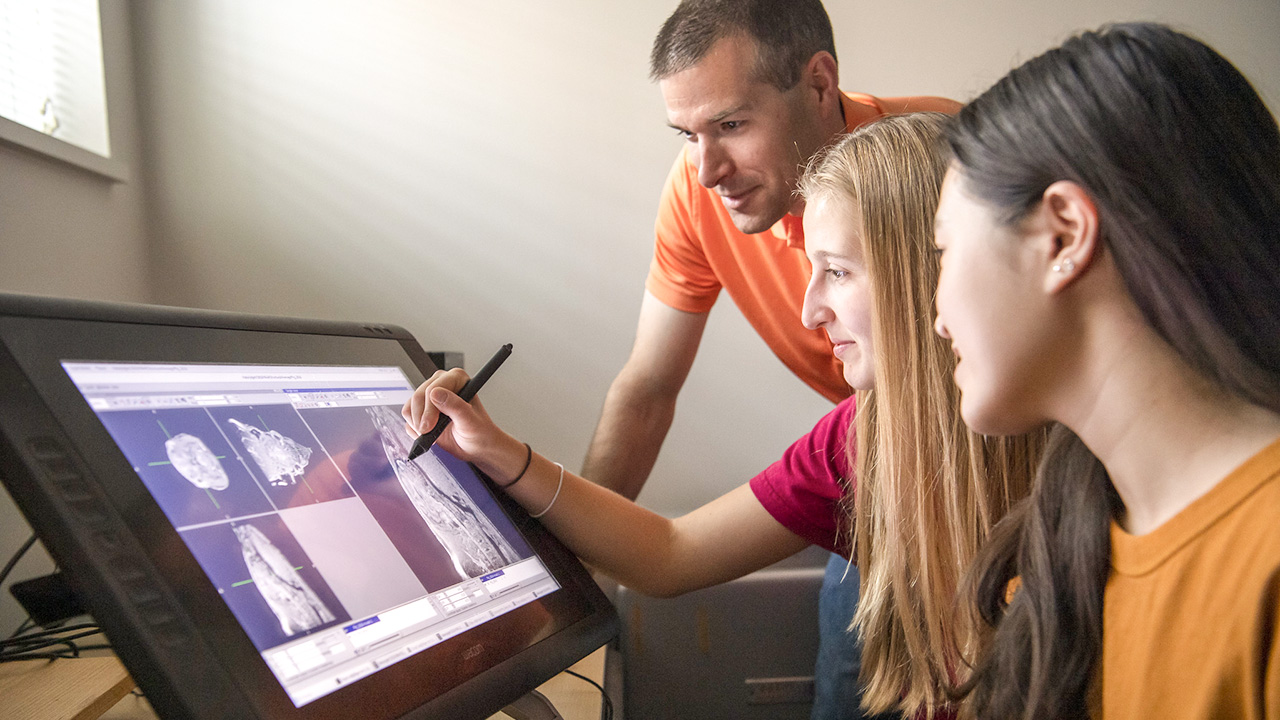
[0,0,128,182]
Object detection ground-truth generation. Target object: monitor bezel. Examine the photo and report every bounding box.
[0,293,617,720]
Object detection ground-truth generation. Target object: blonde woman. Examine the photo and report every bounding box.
[800,114,1040,716]
[405,114,1040,718]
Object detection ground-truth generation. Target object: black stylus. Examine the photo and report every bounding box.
[407,343,512,460]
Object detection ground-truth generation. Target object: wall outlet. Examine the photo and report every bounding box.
[745,676,815,705]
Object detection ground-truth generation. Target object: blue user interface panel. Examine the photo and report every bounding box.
[61,361,560,707]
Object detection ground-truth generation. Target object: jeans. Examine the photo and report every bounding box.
[812,553,901,720]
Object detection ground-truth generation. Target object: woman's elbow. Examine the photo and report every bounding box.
[610,559,702,599]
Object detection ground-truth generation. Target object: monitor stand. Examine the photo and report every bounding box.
[500,689,564,720]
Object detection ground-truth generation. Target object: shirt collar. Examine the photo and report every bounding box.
[772,212,806,250]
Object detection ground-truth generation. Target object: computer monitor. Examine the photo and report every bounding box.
[0,293,617,719]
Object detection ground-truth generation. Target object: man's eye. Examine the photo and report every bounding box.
[721,120,740,131]
[675,129,696,141]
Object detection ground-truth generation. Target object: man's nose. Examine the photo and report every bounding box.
[695,139,731,189]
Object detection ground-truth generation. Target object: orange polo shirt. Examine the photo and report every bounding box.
[1103,436,1280,717]
[646,92,961,404]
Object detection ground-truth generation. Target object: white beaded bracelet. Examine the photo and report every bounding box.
[529,461,564,519]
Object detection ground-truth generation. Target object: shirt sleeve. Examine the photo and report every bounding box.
[645,151,723,313]
[875,95,963,115]
[749,397,857,556]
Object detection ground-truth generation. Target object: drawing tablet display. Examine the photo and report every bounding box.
[0,294,617,720]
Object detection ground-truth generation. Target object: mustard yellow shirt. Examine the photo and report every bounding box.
[1104,437,1280,718]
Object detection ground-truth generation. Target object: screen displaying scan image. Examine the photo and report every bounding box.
[61,361,555,707]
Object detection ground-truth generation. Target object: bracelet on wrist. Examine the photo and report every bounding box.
[497,442,533,489]
[529,462,564,519]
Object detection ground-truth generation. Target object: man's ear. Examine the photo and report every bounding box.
[803,51,840,112]
[1038,180,1100,294]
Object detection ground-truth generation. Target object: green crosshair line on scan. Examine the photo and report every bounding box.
[231,566,305,587]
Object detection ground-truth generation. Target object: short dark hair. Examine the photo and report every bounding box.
[649,0,837,90]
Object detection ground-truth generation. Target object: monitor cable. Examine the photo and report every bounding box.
[3,533,37,640]
[1,621,109,662]
[1,534,109,663]
[564,668,614,720]
[0,533,36,589]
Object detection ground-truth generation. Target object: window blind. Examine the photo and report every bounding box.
[0,0,110,158]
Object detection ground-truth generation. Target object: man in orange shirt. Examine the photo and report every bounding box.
[581,1,957,717]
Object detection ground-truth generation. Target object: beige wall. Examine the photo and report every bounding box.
[0,1,151,303]
[0,0,152,634]
[833,0,1278,108]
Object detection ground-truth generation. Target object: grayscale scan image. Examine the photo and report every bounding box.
[235,523,337,636]
[164,432,230,490]
[367,405,520,578]
[228,418,314,487]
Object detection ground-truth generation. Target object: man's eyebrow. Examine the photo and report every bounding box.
[667,103,752,132]
[707,103,749,123]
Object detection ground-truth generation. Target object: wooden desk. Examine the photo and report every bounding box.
[0,655,135,720]
[0,647,606,720]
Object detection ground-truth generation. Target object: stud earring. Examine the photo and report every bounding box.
[1052,258,1076,274]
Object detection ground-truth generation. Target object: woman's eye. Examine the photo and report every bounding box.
[825,268,848,280]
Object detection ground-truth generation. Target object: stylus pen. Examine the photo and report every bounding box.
[407,343,512,461]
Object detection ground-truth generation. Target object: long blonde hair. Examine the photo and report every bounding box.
[799,113,1043,717]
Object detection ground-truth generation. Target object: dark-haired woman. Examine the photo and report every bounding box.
[933,22,1280,719]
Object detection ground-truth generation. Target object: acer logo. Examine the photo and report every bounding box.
[463,644,484,660]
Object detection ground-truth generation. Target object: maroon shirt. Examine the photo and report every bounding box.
[749,397,855,556]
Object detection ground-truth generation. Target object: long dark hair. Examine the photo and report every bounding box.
[946,23,1280,719]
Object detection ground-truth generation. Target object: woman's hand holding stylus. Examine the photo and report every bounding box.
[401,369,528,484]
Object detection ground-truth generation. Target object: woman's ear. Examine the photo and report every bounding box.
[1038,180,1100,294]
